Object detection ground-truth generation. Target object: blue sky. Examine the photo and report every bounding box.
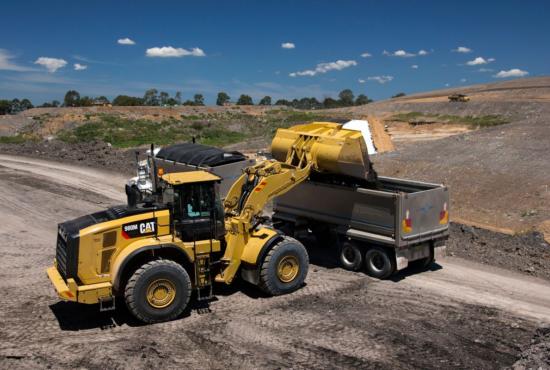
[0,0,548,104]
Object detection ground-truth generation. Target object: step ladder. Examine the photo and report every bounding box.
[194,254,213,301]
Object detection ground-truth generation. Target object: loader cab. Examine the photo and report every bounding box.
[161,171,225,242]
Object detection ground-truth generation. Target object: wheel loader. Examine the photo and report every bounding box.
[46,122,376,323]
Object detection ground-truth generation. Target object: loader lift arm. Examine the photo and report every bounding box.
[215,132,327,284]
[215,122,376,283]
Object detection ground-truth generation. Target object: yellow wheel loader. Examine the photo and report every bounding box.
[47,122,375,323]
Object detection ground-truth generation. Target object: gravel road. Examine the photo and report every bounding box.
[0,155,549,369]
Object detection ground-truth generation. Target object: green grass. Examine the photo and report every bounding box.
[390,112,509,127]
[50,109,351,149]
[57,115,247,148]
[0,134,38,144]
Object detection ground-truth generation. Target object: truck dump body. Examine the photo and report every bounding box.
[273,176,449,247]
[154,144,255,197]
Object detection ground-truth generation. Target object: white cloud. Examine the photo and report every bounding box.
[466,56,495,66]
[281,42,295,49]
[493,68,529,78]
[145,46,206,58]
[0,49,34,72]
[418,49,428,56]
[411,64,419,69]
[460,78,467,83]
[453,46,472,53]
[360,52,372,58]
[359,75,394,84]
[478,68,493,72]
[118,37,136,45]
[74,63,87,71]
[289,60,357,77]
[34,57,67,73]
[393,49,415,57]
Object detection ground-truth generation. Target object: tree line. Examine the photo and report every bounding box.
[0,88,376,115]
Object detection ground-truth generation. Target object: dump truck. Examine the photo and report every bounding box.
[271,175,449,278]
[47,122,376,323]
[448,94,470,102]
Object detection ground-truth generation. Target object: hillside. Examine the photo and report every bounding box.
[1,77,549,239]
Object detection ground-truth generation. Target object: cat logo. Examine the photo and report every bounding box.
[121,218,157,239]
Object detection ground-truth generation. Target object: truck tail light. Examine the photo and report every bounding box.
[439,202,449,224]
[402,210,412,233]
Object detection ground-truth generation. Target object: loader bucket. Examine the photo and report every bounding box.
[271,122,375,181]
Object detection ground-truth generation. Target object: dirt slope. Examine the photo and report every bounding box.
[0,156,549,369]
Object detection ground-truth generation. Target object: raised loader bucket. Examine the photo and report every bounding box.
[271,122,376,181]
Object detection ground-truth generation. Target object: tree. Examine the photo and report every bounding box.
[0,100,10,115]
[193,94,205,106]
[113,95,143,106]
[338,89,354,107]
[9,99,21,114]
[322,97,339,109]
[143,88,159,106]
[175,91,182,105]
[159,91,169,106]
[20,98,33,111]
[392,92,406,98]
[216,92,230,106]
[275,99,290,106]
[182,100,195,106]
[166,98,178,106]
[79,96,93,107]
[355,94,372,106]
[236,94,253,105]
[259,96,272,106]
[64,90,80,107]
[52,100,60,107]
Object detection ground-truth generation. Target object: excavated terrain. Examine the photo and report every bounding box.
[0,156,549,369]
[1,77,550,368]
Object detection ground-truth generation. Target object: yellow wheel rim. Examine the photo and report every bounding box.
[277,255,299,283]
[146,279,176,309]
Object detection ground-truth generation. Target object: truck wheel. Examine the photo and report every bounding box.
[124,259,191,323]
[259,237,309,296]
[364,247,395,279]
[338,242,363,271]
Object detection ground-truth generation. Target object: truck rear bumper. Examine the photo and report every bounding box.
[395,244,446,271]
[46,266,112,304]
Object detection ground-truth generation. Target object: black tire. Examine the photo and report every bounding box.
[364,247,396,279]
[418,249,435,269]
[259,236,309,295]
[124,259,191,323]
[338,241,363,271]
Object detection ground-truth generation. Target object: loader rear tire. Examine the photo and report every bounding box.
[364,247,395,279]
[124,259,191,324]
[259,237,309,296]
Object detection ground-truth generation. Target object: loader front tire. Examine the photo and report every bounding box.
[259,237,309,296]
[124,259,191,324]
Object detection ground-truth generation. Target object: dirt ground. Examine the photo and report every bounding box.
[0,155,549,369]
